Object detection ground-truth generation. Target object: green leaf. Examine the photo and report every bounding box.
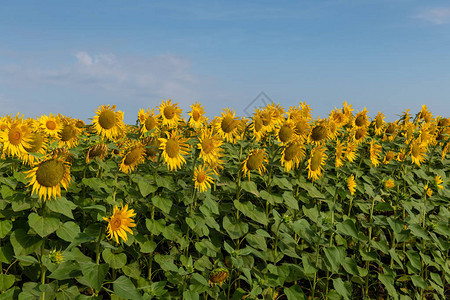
[183,291,199,300]
[260,190,282,205]
[10,229,43,256]
[323,247,343,273]
[341,257,359,276]
[0,274,15,292]
[411,275,428,290]
[113,276,142,299]
[56,222,81,242]
[0,220,12,238]
[0,244,14,264]
[234,200,268,225]
[152,196,172,214]
[223,216,248,239]
[241,181,259,196]
[246,233,267,251]
[46,197,77,219]
[378,273,398,300]
[298,181,324,198]
[284,285,306,300]
[28,213,60,237]
[333,278,350,300]
[56,285,80,300]
[409,224,429,240]
[302,206,319,223]
[156,176,176,191]
[283,191,299,210]
[137,180,157,197]
[122,261,141,280]
[336,219,358,239]
[406,250,421,271]
[15,255,39,264]
[102,249,127,269]
[80,262,109,291]
[48,261,82,280]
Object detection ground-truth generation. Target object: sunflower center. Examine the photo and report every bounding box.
[262,113,272,126]
[411,144,420,157]
[89,145,105,158]
[75,120,85,128]
[246,152,264,170]
[36,159,65,187]
[60,125,75,141]
[375,116,383,128]
[99,110,117,129]
[279,125,293,143]
[25,133,44,152]
[254,118,263,132]
[192,110,201,121]
[385,124,395,134]
[46,120,57,130]
[355,114,366,127]
[197,172,206,183]
[8,127,23,145]
[110,216,122,230]
[221,116,236,133]
[202,138,214,154]
[166,139,180,158]
[145,117,157,131]
[310,151,322,171]
[355,128,365,140]
[284,144,299,161]
[311,125,327,141]
[124,147,144,165]
[164,106,175,120]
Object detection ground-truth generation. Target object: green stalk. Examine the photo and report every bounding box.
[95,226,104,265]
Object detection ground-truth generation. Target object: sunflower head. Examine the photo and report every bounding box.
[347,175,356,196]
[159,131,190,171]
[193,165,215,192]
[209,268,229,286]
[277,120,296,144]
[159,99,182,128]
[309,120,328,144]
[281,139,305,172]
[188,102,207,129]
[353,108,369,128]
[242,149,268,179]
[119,142,146,173]
[307,146,327,181]
[103,204,136,244]
[86,143,108,163]
[92,105,125,140]
[384,179,395,189]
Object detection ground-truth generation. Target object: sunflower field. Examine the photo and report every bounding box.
[0,101,449,299]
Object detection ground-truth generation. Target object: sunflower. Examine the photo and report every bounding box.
[242,149,268,179]
[159,131,190,171]
[352,127,368,145]
[299,102,313,120]
[0,118,31,158]
[215,108,240,143]
[373,112,385,135]
[409,138,427,166]
[382,150,396,164]
[260,107,277,133]
[142,136,161,162]
[209,268,229,286]
[188,102,207,129]
[353,108,369,128]
[442,142,449,161]
[158,99,182,128]
[103,204,136,244]
[39,114,61,138]
[119,142,146,173]
[276,120,296,144]
[434,175,444,190]
[293,117,310,141]
[307,146,327,181]
[308,120,329,145]
[280,139,305,172]
[92,105,125,140]
[397,148,407,162]
[193,165,215,192]
[249,109,267,141]
[424,184,433,198]
[335,140,345,168]
[369,140,382,167]
[75,119,86,129]
[86,143,108,163]
[418,105,432,123]
[58,122,80,149]
[266,102,286,126]
[342,101,354,122]
[347,175,356,196]
[330,108,347,127]
[25,157,71,201]
[344,140,358,163]
[139,108,159,137]
[384,179,395,189]
[198,129,223,165]
[383,122,398,142]
[22,131,48,165]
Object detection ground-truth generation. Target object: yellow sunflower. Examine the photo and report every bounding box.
[344,140,358,163]
[188,102,207,129]
[330,107,347,128]
[442,142,449,161]
[382,150,396,165]
[352,126,368,145]
[119,142,146,173]
[384,179,395,189]
[280,140,305,172]
[158,99,182,128]
[369,140,382,167]
[39,113,61,138]
[139,108,159,137]
[307,145,327,181]
[308,120,329,145]
[198,129,223,165]
[249,109,267,141]
[434,175,444,190]
[335,140,345,168]
[103,204,136,244]
[159,131,190,171]
[418,105,433,123]
[299,102,313,120]
[424,184,433,198]
[409,138,427,166]
[58,122,80,149]
[293,117,310,141]
[276,120,297,144]
[86,143,108,164]
[383,122,398,142]
[347,175,356,196]
[0,118,31,158]
[353,108,369,128]
[214,108,240,143]
[342,101,354,122]
[92,104,125,140]
[373,112,385,135]
[22,131,49,166]
[242,149,269,179]
[25,157,71,201]
[193,165,215,192]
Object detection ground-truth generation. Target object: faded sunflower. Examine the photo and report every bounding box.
[242,149,268,179]
[159,99,182,128]
[86,143,108,164]
[280,139,305,172]
[383,150,396,165]
[103,204,136,244]
[347,175,356,196]
[119,142,146,173]
[188,102,207,129]
[307,145,327,181]
[92,105,125,140]
[335,140,345,168]
[209,268,229,286]
[25,157,71,201]
[193,165,215,192]
[409,138,427,166]
[159,131,190,171]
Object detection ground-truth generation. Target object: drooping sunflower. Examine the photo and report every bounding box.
[409,138,427,166]
[280,140,305,172]
[188,102,207,129]
[352,127,368,145]
[369,140,382,167]
[209,268,229,286]
[86,143,108,163]
[249,109,267,141]
[242,149,268,179]
[22,131,48,165]
[344,140,358,163]
[293,117,310,141]
[299,102,313,120]
[139,108,159,137]
[193,165,215,192]
[418,105,433,123]
[383,122,398,142]
[342,101,354,122]
[214,108,240,143]
[308,120,329,145]
[58,121,80,149]
[25,157,72,201]
[119,142,146,173]
[0,118,31,158]
[158,99,182,128]
[159,131,190,171]
[276,120,297,144]
[382,150,396,165]
[92,105,125,140]
[353,108,369,128]
[39,114,61,138]
[347,175,356,196]
[307,145,327,181]
[198,129,223,165]
[103,204,136,244]
[330,107,347,128]
[266,102,286,126]
[335,140,345,168]
[442,142,450,161]
[373,112,385,135]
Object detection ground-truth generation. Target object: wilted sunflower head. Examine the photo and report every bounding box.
[209,268,229,286]
[86,143,108,163]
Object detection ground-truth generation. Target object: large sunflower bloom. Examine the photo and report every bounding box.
[103,204,136,244]
[249,109,267,141]
[92,105,125,140]
[198,129,223,165]
[188,102,207,129]
[276,120,297,144]
[215,108,240,143]
[242,149,268,179]
[159,131,190,171]
[0,118,31,158]
[25,157,71,201]
[159,99,182,128]
[39,114,61,138]
[280,139,305,172]
[119,142,146,173]
[347,175,356,196]
[353,108,369,128]
[308,120,329,145]
[369,140,382,167]
[307,145,327,181]
[193,165,215,192]
[409,139,427,166]
[58,121,80,149]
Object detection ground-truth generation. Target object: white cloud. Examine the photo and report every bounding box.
[76,51,93,66]
[415,7,450,24]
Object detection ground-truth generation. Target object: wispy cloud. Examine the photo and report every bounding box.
[415,7,450,25]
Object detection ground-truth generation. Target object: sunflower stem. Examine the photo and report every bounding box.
[95,226,104,265]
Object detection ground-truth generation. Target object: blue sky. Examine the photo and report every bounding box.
[1,0,449,124]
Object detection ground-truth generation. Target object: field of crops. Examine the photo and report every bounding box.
[0,101,448,299]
